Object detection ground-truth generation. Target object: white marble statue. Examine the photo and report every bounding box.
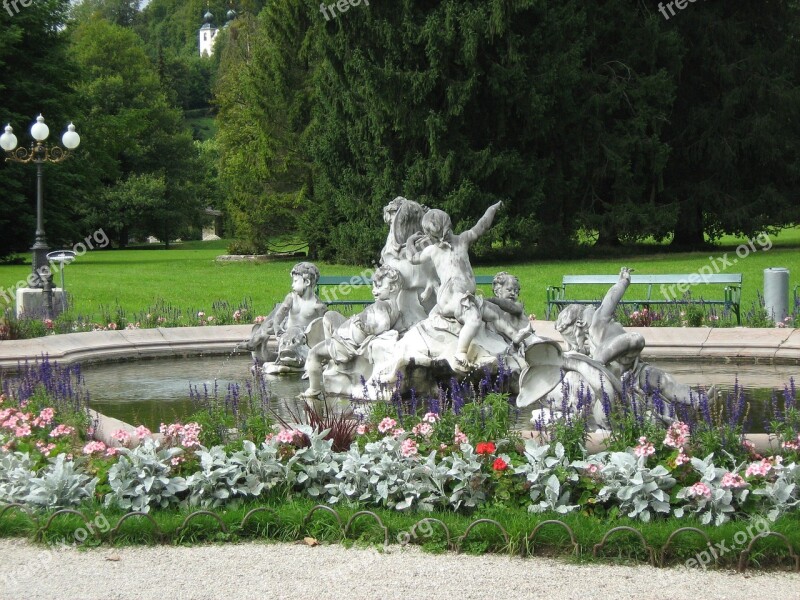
[379,196,438,331]
[241,262,327,373]
[301,265,403,398]
[529,267,703,428]
[404,202,533,371]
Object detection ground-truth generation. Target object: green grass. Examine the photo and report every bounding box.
[3,498,799,569]
[1,230,799,323]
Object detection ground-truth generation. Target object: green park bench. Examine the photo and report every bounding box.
[545,273,743,324]
[316,274,496,312]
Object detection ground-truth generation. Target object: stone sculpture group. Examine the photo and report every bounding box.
[241,197,705,431]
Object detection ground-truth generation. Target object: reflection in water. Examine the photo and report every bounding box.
[82,356,798,431]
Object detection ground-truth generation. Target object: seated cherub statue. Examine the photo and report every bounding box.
[555,267,699,410]
[240,262,327,363]
[484,271,536,347]
[301,265,403,397]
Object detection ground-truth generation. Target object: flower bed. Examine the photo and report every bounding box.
[1,365,799,530]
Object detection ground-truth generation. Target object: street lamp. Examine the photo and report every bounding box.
[0,115,80,318]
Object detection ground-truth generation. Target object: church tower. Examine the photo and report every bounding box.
[198,10,218,57]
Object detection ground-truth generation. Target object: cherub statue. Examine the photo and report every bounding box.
[405,202,530,370]
[554,267,699,412]
[555,267,645,369]
[240,262,327,366]
[484,271,536,346]
[301,265,403,398]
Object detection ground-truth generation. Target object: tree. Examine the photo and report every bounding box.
[662,2,800,247]
[70,0,142,27]
[214,5,314,254]
[0,0,84,260]
[69,17,203,246]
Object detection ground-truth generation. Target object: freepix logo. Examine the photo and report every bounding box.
[319,0,369,22]
[657,0,706,21]
[3,0,34,17]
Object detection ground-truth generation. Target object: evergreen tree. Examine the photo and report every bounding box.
[0,0,84,260]
[214,3,314,254]
[662,2,800,247]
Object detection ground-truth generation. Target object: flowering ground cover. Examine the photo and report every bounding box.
[1,359,800,566]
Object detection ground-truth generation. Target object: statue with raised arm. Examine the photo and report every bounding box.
[405,202,532,371]
[240,262,327,371]
[531,267,704,428]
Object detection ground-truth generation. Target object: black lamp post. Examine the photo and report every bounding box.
[0,115,80,317]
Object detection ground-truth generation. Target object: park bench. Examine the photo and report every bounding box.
[545,273,743,324]
[316,275,496,311]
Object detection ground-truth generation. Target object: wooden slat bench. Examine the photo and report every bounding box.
[545,273,743,324]
[316,275,496,311]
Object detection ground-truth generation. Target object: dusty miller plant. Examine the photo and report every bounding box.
[0,451,35,504]
[283,427,341,498]
[673,454,749,525]
[186,445,267,508]
[597,451,676,522]
[105,439,188,512]
[753,461,800,521]
[327,436,433,510]
[25,454,98,509]
[514,441,579,514]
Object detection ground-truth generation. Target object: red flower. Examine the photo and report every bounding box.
[492,457,508,471]
[476,442,496,455]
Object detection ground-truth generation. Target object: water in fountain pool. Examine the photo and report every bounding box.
[80,356,799,432]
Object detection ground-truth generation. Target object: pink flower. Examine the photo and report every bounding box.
[391,428,405,438]
[111,429,132,445]
[663,421,690,449]
[634,436,655,458]
[82,440,107,455]
[108,322,117,330]
[412,422,433,438]
[687,482,712,499]
[171,456,185,467]
[422,412,440,424]
[721,472,747,489]
[587,464,599,475]
[134,425,152,439]
[253,315,266,324]
[32,407,55,428]
[35,441,56,456]
[745,458,772,478]
[105,447,119,457]
[453,425,468,446]
[49,424,76,438]
[377,417,397,434]
[14,424,31,438]
[276,429,296,444]
[675,449,691,465]
[400,438,418,458]
[356,424,367,435]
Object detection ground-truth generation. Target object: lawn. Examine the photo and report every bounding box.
[1,230,798,323]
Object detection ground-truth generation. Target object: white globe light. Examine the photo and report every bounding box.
[30,114,49,142]
[0,124,17,152]
[61,123,80,150]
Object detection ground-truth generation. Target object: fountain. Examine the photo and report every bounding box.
[237,197,713,430]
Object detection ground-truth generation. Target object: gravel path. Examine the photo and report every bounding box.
[1,539,799,600]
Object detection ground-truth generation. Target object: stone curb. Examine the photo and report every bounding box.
[0,324,797,372]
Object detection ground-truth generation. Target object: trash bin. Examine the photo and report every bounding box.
[763,267,790,325]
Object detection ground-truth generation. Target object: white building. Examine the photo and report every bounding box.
[198,11,218,57]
